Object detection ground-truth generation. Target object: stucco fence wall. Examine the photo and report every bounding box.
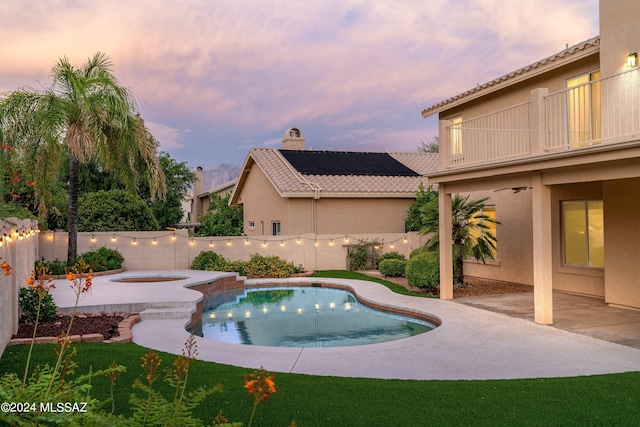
[38,230,430,272]
[0,218,39,355]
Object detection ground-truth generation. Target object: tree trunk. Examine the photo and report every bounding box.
[67,156,79,263]
[455,256,464,285]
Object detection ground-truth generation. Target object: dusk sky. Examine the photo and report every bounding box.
[1,1,599,169]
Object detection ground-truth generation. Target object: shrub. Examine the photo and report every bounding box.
[224,259,247,276]
[348,239,383,270]
[405,251,439,289]
[191,251,229,271]
[19,287,58,323]
[241,254,298,278]
[78,247,124,272]
[409,247,431,258]
[379,259,407,277]
[38,258,68,275]
[379,251,406,262]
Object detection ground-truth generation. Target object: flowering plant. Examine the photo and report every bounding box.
[244,368,277,426]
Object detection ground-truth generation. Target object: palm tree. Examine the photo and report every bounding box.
[0,52,165,262]
[419,194,498,284]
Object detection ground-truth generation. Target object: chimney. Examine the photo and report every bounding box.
[282,128,306,150]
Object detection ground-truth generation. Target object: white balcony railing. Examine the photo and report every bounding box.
[441,67,640,169]
[545,68,640,150]
[442,102,530,168]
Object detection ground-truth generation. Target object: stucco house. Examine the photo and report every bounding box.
[189,166,237,224]
[229,128,438,236]
[422,0,640,324]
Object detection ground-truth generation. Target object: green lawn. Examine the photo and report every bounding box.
[1,343,639,426]
[311,269,430,297]
[1,270,638,426]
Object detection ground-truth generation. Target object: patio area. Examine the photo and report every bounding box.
[48,270,640,380]
[455,291,640,349]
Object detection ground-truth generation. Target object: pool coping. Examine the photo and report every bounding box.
[49,270,640,380]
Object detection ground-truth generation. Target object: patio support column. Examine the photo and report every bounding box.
[531,172,553,324]
[439,186,453,300]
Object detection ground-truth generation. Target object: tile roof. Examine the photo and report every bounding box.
[422,36,600,118]
[246,149,438,198]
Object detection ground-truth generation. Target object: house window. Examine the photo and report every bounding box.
[249,221,255,228]
[562,200,604,268]
[450,116,463,154]
[271,221,281,236]
[469,206,497,257]
[566,71,601,148]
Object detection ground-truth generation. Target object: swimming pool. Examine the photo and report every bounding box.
[194,286,437,347]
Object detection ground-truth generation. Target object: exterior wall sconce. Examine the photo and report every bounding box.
[627,52,637,68]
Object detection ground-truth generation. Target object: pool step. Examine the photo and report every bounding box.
[140,307,194,320]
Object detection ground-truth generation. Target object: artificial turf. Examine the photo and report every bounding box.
[1,342,639,426]
[2,270,638,426]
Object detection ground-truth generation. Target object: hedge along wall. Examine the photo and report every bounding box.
[0,218,39,355]
[39,231,430,272]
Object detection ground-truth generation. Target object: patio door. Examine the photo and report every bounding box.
[566,70,601,148]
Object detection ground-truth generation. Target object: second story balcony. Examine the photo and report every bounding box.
[438,67,640,170]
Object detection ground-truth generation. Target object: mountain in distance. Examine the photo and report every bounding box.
[204,163,241,191]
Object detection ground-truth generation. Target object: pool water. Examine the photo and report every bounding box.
[196,287,436,348]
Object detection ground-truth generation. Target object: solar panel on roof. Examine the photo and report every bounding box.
[278,150,419,176]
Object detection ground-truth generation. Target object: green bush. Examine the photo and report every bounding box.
[223,259,247,276]
[191,251,229,271]
[409,247,427,258]
[19,287,58,323]
[241,253,299,278]
[379,259,407,277]
[405,251,439,289]
[38,259,68,275]
[379,251,406,262]
[78,247,124,272]
[191,251,300,278]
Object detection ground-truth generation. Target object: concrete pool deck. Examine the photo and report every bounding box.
[49,270,640,380]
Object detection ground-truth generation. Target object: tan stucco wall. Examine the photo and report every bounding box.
[39,231,429,272]
[237,164,292,236]
[600,0,640,78]
[0,219,38,355]
[314,198,412,234]
[603,178,640,309]
[39,229,192,270]
[463,190,534,286]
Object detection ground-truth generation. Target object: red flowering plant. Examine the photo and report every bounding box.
[21,263,56,387]
[244,368,277,427]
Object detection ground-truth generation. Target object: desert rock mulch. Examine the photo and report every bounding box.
[361,270,533,298]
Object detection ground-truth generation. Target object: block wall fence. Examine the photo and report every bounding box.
[0,218,39,355]
[38,230,429,271]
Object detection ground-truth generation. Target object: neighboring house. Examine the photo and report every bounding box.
[422,0,640,323]
[230,128,438,236]
[190,165,237,223]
